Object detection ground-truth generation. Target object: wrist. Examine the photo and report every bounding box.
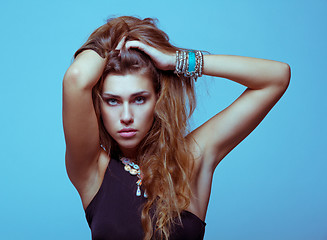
[168,53,176,71]
[173,50,204,81]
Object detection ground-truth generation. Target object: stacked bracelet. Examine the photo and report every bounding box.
[174,50,203,81]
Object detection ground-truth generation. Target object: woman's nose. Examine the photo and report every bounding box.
[120,103,134,125]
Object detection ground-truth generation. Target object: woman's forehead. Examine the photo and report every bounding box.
[102,73,155,95]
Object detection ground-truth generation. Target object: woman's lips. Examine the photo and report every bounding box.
[118,129,137,138]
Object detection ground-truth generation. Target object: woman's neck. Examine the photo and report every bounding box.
[119,146,138,161]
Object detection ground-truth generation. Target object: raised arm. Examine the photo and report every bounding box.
[120,40,291,170]
[63,50,106,190]
[189,54,291,169]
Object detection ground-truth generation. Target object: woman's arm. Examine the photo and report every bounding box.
[122,40,290,170]
[121,41,290,218]
[204,55,290,89]
[189,54,291,169]
[63,50,106,190]
[185,55,290,218]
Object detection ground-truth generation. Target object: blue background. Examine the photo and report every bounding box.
[1,0,326,239]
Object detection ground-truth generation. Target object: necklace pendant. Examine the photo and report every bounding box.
[136,186,141,196]
[120,156,144,197]
[124,165,131,172]
[121,157,131,165]
[129,169,138,175]
[131,163,139,170]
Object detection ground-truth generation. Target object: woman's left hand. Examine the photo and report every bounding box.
[118,40,176,71]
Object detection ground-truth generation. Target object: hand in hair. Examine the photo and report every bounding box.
[118,40,176,71]
[115,36,126,51]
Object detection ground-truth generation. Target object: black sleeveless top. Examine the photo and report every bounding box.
[85,158,206,240]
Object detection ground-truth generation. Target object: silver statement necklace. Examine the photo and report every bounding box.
[120,157,147,198]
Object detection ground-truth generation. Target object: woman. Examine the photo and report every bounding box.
[63,16,290,240]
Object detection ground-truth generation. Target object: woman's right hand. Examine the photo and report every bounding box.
[116,38,176,71]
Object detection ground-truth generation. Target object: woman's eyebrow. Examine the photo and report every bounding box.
[102,91,151,98]
[102,93,120,98]
[131,91,151,97]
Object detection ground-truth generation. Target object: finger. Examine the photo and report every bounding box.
[115,36,126,50]
[125,41,157,58]
[125,40,144,51]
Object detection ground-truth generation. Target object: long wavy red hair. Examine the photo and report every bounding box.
[75,16,196,240]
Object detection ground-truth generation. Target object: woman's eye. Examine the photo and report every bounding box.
[107,98,119,106]
[135,96,145,104]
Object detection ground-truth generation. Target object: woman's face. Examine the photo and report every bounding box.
[101,72,157,158]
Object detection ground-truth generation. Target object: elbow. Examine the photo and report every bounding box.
[281,63,291,88]
[63,67,89,91]
[274,62,291,91]
[63,67,81,86]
